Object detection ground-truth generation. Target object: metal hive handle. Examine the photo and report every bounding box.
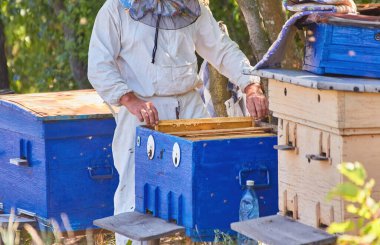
[239,167,271,189]
[88,165,115,180]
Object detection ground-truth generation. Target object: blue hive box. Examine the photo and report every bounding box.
[135,118,278,241]
[0,90,118,230]
[304,14,380,79]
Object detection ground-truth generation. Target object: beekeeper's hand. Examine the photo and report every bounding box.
[120,92,159,126]
[244,83,269,120]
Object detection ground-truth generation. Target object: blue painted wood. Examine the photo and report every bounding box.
[135,127,278,242]
[0,129,48,217]
[0,95,118,231]
[303,23,380,79]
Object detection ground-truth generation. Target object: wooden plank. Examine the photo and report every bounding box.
[273,112,380,136]
[270,79,380,130]
[169,127,273,137]
[185,133,275,141]
[155,117,253,133]
[231,215,337,245]
[0,89,116,120]
[269,80,343,130]
[93,212,185,241]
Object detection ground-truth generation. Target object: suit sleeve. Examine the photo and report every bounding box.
[194,5,260,91]
[88,4,132,106]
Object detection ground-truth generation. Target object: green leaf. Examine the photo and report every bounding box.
[328,182,360,202]
[346,204,359,214]
[361,219,380,236]
[327,221,354,234]
[338,162,367,186]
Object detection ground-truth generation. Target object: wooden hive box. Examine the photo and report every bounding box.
[134,118,278,241]
[303,14,380,79]
[255,69,380,229]
[0,90,118,230]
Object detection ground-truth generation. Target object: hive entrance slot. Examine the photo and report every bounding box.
[319,223,329,230]
[285,210,294,218]
[169,219,177,224]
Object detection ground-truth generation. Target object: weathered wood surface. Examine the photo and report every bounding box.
[268,79,380,131]
[155,117,254,133]
[0,89,115,120]
[231,215,337,245]
[93,212,185,241]
[245,69,380,93]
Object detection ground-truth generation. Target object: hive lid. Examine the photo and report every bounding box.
[246,69,380,93]
[0,89,118,121]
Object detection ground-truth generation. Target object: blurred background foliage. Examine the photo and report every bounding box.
[0,0,376,93]
[0,0,251,93]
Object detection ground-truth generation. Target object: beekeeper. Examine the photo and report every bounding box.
[88,0,268,244]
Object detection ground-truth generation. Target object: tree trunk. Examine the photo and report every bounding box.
[208,22,231,117]
[208,64,230,117]
[52,0,90,89]
[257,0,285,43]
[0,19,10,90]
[235,0,272,98]
[238,0,302,69]
[235,0,271,61]
[257,0,302,69]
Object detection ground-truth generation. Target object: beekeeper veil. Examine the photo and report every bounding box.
[120,0,201,63]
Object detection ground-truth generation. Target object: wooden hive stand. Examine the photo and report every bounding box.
[94,212,185,245]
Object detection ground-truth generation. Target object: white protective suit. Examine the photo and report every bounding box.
[88,0,260,244]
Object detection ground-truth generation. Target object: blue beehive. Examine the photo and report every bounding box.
[0,90,118,231]
[303,15,380,79]
[135,118,278,241]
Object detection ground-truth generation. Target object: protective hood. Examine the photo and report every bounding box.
[120,0,201,30]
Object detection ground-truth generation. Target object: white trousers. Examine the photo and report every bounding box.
[112,90,209,245]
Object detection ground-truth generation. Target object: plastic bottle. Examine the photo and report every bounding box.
[237,180,259,245]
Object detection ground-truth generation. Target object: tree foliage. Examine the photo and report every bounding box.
[1,0,104,93]
[1,0,254,93]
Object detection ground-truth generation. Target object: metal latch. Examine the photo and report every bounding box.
[306,132,331,164]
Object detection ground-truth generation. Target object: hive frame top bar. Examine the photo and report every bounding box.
[148,117,275,141]
[245,69,380,93]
